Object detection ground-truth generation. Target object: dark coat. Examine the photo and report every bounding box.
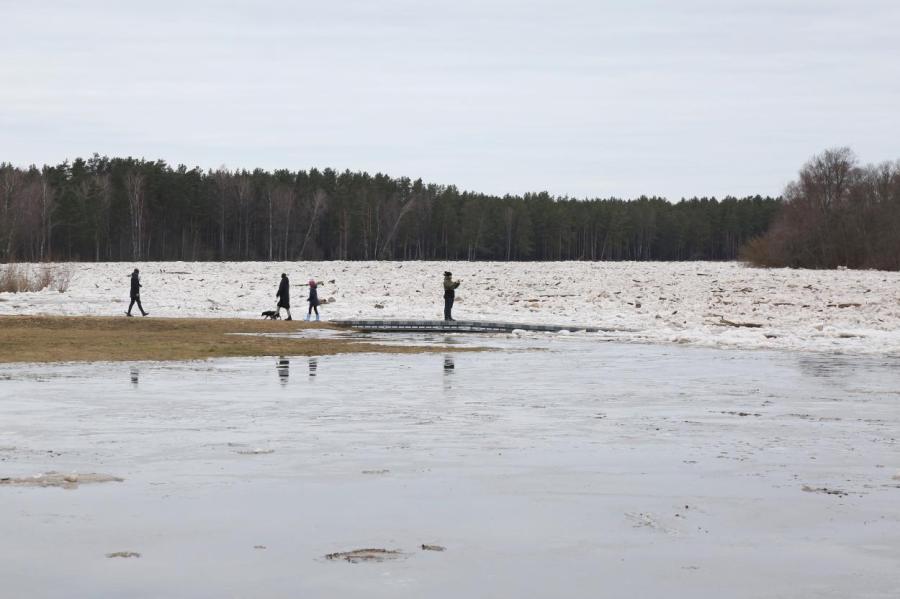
[130,272,141,298]
[276,277,290,308]
[308,285,319,307]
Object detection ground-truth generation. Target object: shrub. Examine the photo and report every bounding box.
[53,265,74,293]
[0,264,75,293]
[0,264,28,292]
[741,148,900,270]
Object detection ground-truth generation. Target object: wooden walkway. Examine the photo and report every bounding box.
[332,318,621,334]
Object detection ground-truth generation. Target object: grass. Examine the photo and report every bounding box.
[0,315,458,363]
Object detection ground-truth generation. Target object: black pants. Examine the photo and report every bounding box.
[128,295,146,316]
[444,295,454,320]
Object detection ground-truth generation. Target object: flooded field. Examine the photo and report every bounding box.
[2,336,899,598]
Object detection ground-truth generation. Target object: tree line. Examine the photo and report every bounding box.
[742,148,900,270]
[0,155,781,263]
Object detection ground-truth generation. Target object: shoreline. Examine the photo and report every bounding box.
[0,315,460,364]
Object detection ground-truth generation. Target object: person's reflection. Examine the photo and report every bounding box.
[276,357,290,385]
[443,356,456,392]
[444,356,455,373]
[308,357,318,378]
[130,367,139,387]
[443,355,455,391]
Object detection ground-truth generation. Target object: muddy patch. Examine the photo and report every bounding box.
[325,548,406,563]
[235,448,275,455]
[802,485,848,497]
[420,544,445,552]
[106,551,140,559]
[0,471,123,489]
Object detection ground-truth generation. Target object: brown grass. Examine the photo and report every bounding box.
[0,264,74,293]
[0,264,29,292]
[0,316,461,363]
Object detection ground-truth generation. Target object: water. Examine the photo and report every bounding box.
[1,340,899,598]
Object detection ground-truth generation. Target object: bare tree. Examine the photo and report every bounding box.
[271,184,295,260]
[18,177,44,261]
[744,148,900,270]
[235,173,252,258]
[299,188,327,259]
[94,173,112,260]
[125,171,145,260]
[377,192,417,259]
[212,168,231,258]
[39,169,56,260]
[0,165,25,261]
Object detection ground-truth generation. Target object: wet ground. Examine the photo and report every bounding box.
[1,336,899,598]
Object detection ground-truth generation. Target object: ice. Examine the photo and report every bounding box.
[2,261,899,354]
[1,341,898,597]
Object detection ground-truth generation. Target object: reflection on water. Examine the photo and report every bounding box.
[276,358,289,385]
[443,355,455,391]
[130,367,139,387]
[308,358,318,378]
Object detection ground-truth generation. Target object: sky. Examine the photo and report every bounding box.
[2,0,898,200]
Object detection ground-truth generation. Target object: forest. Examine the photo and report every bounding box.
[0,155,781,263]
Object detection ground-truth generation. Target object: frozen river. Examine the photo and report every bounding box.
[4,260,900,354]
[1,336,899,598]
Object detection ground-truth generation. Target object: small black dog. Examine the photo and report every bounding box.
[261,310,281,320]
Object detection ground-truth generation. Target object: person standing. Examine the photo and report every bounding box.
[306,279,321,321]
[443,271,460,321]
[276,273,292,320]
[126,268,148,317]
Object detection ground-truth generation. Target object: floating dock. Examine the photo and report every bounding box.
[332,319,619,334]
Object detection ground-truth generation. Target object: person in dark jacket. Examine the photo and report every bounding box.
[306,279,321,321]
[276,273,292,320]
[443,271,460,321]
[126,268,148,317]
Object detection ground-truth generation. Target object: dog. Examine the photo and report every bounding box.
[261,310,281,320]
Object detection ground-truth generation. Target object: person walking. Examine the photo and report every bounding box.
[306,279,321,321]
[126,268,149,317]
[276,273,292,320]
[443,271,460,321]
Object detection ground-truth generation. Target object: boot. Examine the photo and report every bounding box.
[286,316,292,321]
[315,314,320,322]
[304,314,310,321]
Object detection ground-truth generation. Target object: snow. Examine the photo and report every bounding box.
[2,261,900,354]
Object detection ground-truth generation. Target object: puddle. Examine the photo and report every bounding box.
[1,341,899,597]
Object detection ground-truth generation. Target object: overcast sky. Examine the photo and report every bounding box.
[2,0,898,199]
